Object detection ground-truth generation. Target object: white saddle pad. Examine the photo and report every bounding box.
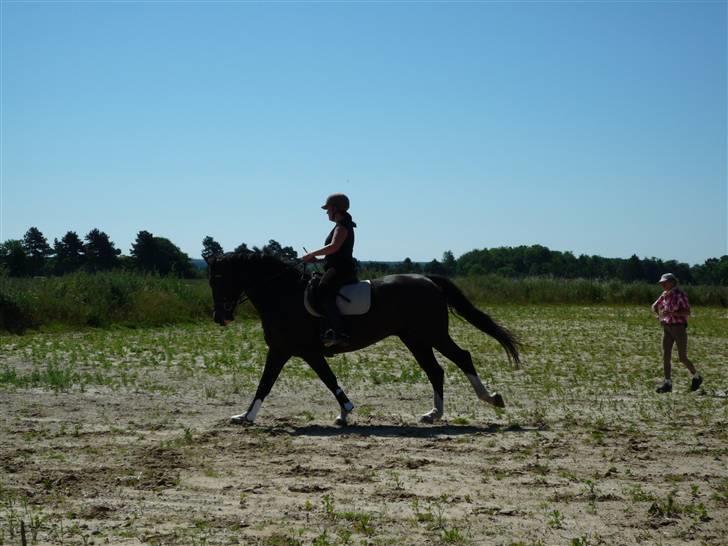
[304,280,372,317]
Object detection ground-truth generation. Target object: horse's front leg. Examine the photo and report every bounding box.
[231,349,290,425]
[302,352,354,426]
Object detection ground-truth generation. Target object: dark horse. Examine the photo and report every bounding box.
[207,252,520,426]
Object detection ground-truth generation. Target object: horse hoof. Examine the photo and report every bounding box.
[420,413,435,424]
[492,393,505,408]
[334,416,348,427]
[230,414,254,425]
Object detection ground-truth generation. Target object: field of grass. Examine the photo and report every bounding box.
[0,304,726,545]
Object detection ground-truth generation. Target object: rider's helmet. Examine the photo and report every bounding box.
[321,193,350,212]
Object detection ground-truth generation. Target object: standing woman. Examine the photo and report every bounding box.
[651,273,703,393]
[302,193,358,347]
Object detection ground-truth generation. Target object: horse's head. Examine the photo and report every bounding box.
[206,253,247,326]
[207,251,304,325]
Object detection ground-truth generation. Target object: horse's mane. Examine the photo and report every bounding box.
[218,251,305,283]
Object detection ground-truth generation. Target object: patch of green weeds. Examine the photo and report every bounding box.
[711,477,728,505]
[338,510,375,536]
[411,498,434,524]
[626,484,656,503]
[648,490,711,523]
[441,525,470,544]
[582,479,599,514]
[312,530,334,546]
[263,534,303,546]
[0,489,46,545]
[321,494,336,519]
[547,509,564,529]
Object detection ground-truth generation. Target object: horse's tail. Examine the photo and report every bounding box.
[427,275,521,366]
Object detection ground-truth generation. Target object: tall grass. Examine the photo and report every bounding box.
[1,271,726,334]
[456,274,728,306]
[0,271,253,333]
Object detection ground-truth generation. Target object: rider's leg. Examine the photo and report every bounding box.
[319,268,348,344]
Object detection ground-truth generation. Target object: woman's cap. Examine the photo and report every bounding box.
[321,193,350,211]
[658,273,678,284]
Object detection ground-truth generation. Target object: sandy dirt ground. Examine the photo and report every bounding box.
[1,307,726,545]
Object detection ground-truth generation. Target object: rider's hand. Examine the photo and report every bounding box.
[302,253,316,263]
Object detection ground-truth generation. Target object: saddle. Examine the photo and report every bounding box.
[304,277,372,318]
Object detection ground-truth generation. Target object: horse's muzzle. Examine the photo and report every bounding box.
[213,306,234,326]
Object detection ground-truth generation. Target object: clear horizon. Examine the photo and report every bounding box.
[2,1,726,266]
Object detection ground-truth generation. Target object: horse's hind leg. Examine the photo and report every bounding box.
[400,337,445,423]
[302,352,355,426]
[434,335,505,408]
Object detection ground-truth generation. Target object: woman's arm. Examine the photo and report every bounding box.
[302,226,348,263]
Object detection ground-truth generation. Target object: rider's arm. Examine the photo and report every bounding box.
[302,226,348,262]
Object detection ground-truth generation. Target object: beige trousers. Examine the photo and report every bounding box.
[661,323,696,379]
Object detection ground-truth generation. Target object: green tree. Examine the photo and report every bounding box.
[84,229,121,272]
[23,227,52,276]
[154,237,196,277]
[0,239,28,276]
[620,254,644,282]
[396,257,420,274]
[53,231,85,275]
[234,242,255,255]
[201,236,224,260]
[130,231,156,271]
[262,239,298,261]
[442,250,456,276]
[424,259,447,275]
[131,230,195,277]
[692,256,728,285]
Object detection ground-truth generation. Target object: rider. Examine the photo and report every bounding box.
[302,193,358,348]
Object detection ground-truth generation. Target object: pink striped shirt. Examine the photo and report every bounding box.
[654,288,690,325]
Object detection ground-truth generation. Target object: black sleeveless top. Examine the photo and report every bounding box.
[324,213,356,273]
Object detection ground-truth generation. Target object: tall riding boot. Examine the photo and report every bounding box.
[322,295,349,347]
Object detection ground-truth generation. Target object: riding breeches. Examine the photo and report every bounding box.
[318,267,357,333]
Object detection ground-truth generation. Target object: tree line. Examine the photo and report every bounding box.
[3,227,728,285]
[0,227,198,278]
[451,245,728,285]
[0,228,302,278]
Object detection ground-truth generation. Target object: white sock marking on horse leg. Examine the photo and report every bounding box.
[335,409,349,426]
[230,399,262,424]
[247,399,262,421]
[467,373,492,402]
[422,393,444,422]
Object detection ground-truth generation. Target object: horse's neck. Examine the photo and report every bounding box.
[244,268,302,316]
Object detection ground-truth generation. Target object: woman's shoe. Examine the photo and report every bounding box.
[656,381,672,393]
[690,375,703,392]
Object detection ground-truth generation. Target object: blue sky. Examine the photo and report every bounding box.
[2,1,726,264]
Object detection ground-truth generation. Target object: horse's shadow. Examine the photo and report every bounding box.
[273,422,534,438]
